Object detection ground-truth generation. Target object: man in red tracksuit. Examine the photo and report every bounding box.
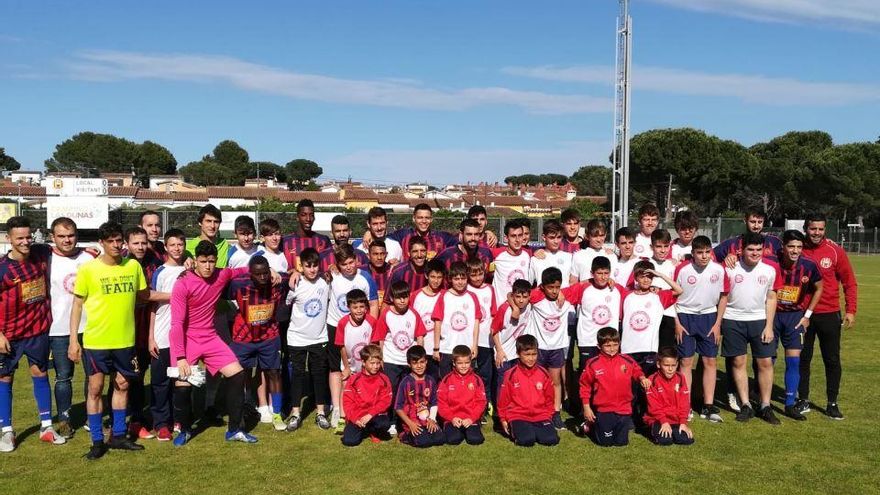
[437,345,486,445]
[797,213,858,420]
[645,348,694,446]
[497,335,559,447]
[341,344,393,446]
[579,327,651,447]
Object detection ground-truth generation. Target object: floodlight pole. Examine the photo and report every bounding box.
[611,0,632,233]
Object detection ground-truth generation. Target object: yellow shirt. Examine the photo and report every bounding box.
[74,257,146,350]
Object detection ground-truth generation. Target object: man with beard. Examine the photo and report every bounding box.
[319,215,369,273]
[355,207,403,264]
[434,219,494,280]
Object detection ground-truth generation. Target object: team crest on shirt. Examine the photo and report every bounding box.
[467,382,475,391]
[131,356,140,374]
[304,298,323,317]
[63,273,77,294]
[507,269,525,286]
[450,311,469,331]
[735,274,744,283]
[536,382,543,390]
[351,343,366,363]
[423,388,432,398]
[620,364,627,373]
[674,383,680,392]
[422,314,433,329]
[710,273,720,283]
[801,276,810,284]
[592,305,612,325]
[820,258,832,269]
[629,311,650,332]
[687,275,697,285]
[512,323,527,339]
[336,294,349,312]
[543,316,562,333]
[758,275,768,286]
[635,245,645,254]
[393,331,412,350]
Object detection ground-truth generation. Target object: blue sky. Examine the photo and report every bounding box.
[2,0,878,184]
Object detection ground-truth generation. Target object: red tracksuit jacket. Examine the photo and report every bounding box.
[644,371,690,426]
[579,352,645,415]
[497,363,555,423]
[342,371,393,423]
[802,238,858,315]
[437,369,487,423]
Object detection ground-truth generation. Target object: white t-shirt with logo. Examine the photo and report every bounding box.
[335,314,376,373]
[670,240,692,263]
[571,247,618,283]
[371,307,427,365]
[491,302,531,361]
[227,244,263,269]
[491,248,532,301]
[674,261,729,315]
[327,269,378,326]
[650,258,678,317]
[411,289,440,355]
[286,276,330,346]
[530,250,573,288]
[431,289,482,354]
[468,283,497,348]
[612,257,639,287]
[526,297,572,351]
[724,261,782,321]
[634,232,653,258]
[50,249,97,337]
[150,264,187,349]
[621,290,676,354]
[564,282,627,347]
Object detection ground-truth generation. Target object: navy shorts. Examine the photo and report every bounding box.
[83,346,139,378]
[721,319,775,358]
[538,348,565,369]
[677,313,719,358]
[773,311,805,351]
[231,338,282,370]
[0,334,49,377]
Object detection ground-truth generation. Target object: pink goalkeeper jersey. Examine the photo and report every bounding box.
[170,267,247,361]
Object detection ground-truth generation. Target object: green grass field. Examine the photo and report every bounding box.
[2,257,878,495]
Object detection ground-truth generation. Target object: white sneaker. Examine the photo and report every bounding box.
[330,408,340,428]
[39,426,67,445]
[727,393,741,413]
[0,430,15,453]
[258,407,273,424]
[387,424,397,436]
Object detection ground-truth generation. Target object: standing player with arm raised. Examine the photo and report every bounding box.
[721,232,783,425]
[0,216,65,453]
[467,205,498,248]
[68,222,154,459]
[47,217,97,439]
[797,213,856,420]
[318,215,369,273]
[355,207,404,264]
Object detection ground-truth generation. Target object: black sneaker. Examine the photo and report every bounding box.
[108,436,145,451]
[551,411,565,430]
[735,404,755,423]
[84,442,108,460]
[758,406,780,425]
[826,403,844,420]
[784,405,807,421]
[699,405,723,423]
[794,399,811,415]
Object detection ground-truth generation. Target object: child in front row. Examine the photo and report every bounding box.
[341,344,392,446]
[491,279,532,395]
[644,347,694,446]
[437,345,487,445]
[497,335,559,447]
[432,262,481,377]
[394,346,444,448]
[579,327,651,447]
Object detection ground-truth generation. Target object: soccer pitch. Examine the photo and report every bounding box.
[2,257,878,495]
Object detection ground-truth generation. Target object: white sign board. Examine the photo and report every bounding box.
[46,197,109,229]
[47,178,108,197]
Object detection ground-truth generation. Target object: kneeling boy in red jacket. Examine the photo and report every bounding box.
[341,345,393,446]
[438,345,487,445]
[498,335,559,447]
[645,347,694,446]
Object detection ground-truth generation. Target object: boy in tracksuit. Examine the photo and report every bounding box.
[437,345,487,445]
[644,347,694,446]
[341,344,393,446]
[497,335,559,447]
[579,327,651,447]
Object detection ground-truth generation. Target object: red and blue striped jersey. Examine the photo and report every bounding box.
[318,245,369,274]
[388,262,428,302]
[368,263,393,305]
[282,231,331,272]
[130,252,164,349]
[0,244,52,341]
[226,277,283,343]
[434,245,495,277]
[388,228,456,261]
[713,234,782,264]
[149,240,166,261]
[394,374,438,433]
[776,255,822,312]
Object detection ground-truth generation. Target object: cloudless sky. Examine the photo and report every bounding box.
[1,0,877,184]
